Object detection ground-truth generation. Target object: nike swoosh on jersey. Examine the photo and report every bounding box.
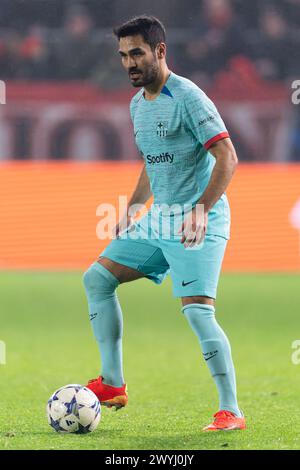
[181,279,198,287]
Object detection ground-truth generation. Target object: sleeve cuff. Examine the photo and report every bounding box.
[204,132,230,150]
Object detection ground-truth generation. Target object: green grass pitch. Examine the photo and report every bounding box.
[0,271,299,450]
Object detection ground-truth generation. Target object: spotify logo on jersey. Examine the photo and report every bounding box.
[146,152,174,165]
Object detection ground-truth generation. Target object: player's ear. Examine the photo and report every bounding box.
[156,43,166,59]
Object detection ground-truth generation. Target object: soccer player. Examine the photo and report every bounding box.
[83,16,246,431]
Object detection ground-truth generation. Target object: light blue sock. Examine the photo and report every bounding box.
[83,262,124,387]
[182,303,241,417]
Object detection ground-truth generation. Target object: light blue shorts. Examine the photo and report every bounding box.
[100,209,228,299]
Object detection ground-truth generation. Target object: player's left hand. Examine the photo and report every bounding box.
[178,206,208,248]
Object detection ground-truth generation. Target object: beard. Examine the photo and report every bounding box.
[129,59,160,88]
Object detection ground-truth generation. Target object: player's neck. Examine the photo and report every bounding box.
[143,67,171,101]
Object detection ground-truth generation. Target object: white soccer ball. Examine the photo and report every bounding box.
[47,384,101,434]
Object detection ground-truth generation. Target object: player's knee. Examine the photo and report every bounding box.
[83,262,118,301]
[83,264,99,293]
[182,303,215,322]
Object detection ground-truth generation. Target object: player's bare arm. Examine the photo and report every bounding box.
[179,138,238,247]
[114,163,152,237]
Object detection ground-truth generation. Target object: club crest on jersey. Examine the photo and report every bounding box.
[156,121,168,138]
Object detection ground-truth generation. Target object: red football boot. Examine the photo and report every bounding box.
[86,376,128,409]
[203,410,246,431]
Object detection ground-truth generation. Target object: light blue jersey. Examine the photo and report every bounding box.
[130,71,230,239]
[101,72,232,299]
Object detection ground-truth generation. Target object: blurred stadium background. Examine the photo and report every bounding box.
[0,0,300,272]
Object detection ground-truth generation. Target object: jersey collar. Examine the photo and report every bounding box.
[142,72,174,100]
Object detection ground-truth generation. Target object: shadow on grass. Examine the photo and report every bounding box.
[0,428,250,450]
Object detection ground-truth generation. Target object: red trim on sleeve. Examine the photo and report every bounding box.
[204,132,230,150]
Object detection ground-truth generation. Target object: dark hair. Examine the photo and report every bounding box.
[113,15,166,51]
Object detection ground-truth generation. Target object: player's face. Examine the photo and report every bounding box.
[118,35,160,87]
